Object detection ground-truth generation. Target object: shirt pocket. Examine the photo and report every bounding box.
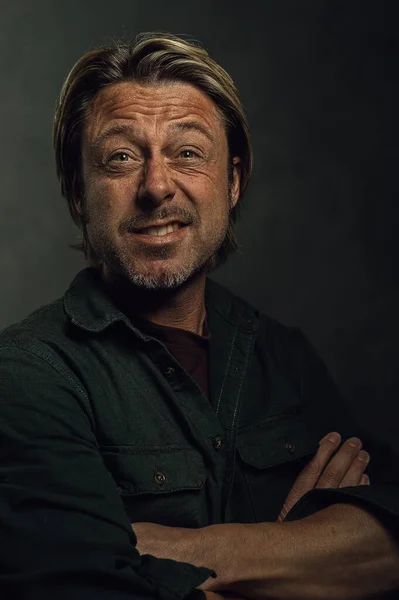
[101,445,207,527]
[235,414,319,522]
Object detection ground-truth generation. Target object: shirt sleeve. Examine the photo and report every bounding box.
[0,343,214,600]
[281,328,399,536]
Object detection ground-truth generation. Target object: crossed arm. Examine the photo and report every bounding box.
[132,433,399,600]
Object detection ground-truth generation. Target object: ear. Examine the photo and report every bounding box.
[73,198,83,218]
[230,156,241,209]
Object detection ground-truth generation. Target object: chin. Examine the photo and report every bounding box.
[103,246,214,291]
[123,262,196,291]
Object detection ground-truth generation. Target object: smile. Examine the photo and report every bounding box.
[138,222,183,237]
[129,222,189,244]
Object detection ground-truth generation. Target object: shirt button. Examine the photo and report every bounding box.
[154,471,166,485]
[212,436,223,451]
[165,366,175,377]
[285,442,296,453]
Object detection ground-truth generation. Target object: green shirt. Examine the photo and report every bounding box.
[0,267,398,599]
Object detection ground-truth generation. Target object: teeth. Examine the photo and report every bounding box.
[144,223,181,236]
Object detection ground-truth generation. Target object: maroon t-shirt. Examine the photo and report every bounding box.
[131,315,211,400]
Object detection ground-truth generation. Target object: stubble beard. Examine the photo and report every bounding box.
[121,244,211,290]
[84,189,233,292]
[102,218,228,291]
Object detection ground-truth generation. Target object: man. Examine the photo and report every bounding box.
[0,32,398,600]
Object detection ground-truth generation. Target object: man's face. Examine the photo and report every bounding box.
[81,81,240,290]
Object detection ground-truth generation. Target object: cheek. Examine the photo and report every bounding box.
[86,179,131,220]
[202,191,230,225]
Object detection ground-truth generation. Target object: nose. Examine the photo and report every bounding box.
[137,155,176,208]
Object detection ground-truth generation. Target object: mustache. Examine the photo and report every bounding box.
[122,207,197,232]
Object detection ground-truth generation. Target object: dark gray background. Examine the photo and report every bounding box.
[1,1,398,450]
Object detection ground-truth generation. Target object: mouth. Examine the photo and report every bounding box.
[136,221,185,237]
[128,221,189,243]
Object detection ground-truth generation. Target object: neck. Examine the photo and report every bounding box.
[101,267,208,336]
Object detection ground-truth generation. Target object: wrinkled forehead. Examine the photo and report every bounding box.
[83,80,226,144]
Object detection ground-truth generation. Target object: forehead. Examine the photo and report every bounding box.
[84,80,225,141]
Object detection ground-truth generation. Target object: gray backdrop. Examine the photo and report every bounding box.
[1,0,398,451]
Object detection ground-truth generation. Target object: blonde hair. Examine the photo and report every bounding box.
[53,32,253,267]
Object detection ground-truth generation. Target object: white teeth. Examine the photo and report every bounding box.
[143,223,181,236]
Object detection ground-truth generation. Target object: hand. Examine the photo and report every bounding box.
[277,432,370,522]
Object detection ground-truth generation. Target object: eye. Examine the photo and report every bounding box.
[109,152,130,162]
[179,149,199,159]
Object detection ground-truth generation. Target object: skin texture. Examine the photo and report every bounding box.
[133,507,399,599]
[80,81,241,334]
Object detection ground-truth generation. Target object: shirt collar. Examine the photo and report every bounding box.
[63,267,259,334]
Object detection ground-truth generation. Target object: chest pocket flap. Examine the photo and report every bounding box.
[101,445,206,495]
[237,415,318,469]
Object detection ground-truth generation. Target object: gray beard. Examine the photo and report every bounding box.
[123,189,234,290]
[122,259,206,290]
[128,272,195,290]
[85,187,233,291]
[113,228,224,291]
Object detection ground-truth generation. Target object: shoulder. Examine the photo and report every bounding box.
[0,296,91,411]
[0,296,67,351]
[0,297,79,390]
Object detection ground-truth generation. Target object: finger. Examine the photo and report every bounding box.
[277,432,342,522]
[316,437,363,488]
[339,450,370,487]
[319,431,341,445]
[360,474,370,485]
[293,432,342,488]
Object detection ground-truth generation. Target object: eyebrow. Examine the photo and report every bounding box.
[90,119,214,150]
[168,120,215,143]
[90,124,135,151]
